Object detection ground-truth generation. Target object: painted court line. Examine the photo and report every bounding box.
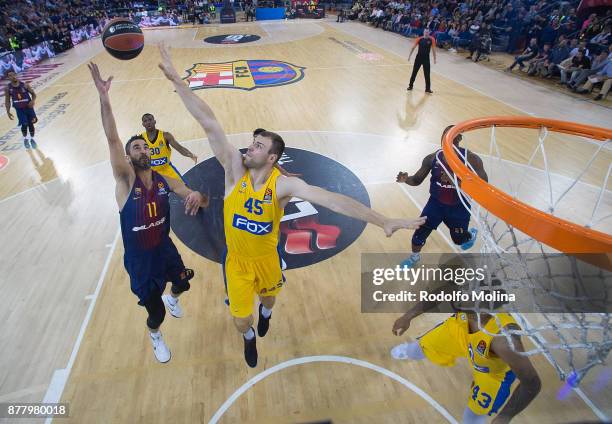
[43,229,120,424]
[209,355,459,424]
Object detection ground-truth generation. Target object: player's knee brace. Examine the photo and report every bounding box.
[147,307,166,329]
[170,268,194,295]
[412,225,434,247]
[451,227,471,245]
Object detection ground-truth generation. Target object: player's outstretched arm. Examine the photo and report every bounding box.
[157,44,243,180]
[396,153,434,186]
[166,177,210,215]
[468,152,489,182]
[278,177,426,237]
[165,132,197,163]
[25,83,36,107]
[4,86,13,120]
[490,328,541,424]
[87,62,133,182]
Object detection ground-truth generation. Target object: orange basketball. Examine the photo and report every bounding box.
[102,18,144,60]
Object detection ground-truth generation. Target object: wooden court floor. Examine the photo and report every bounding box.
[0,19,610,424]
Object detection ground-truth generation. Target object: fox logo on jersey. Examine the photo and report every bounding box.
[233,214,272,235]
[151,157,168,167]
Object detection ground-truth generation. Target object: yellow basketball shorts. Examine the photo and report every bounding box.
[418,317,517,416]
[153,163,184,182]
[223,251,285,318]
[418,317,467,367]
[468,369,516,416]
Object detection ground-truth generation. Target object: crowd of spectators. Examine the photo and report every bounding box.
[345,0,611,100]
[0,0,112,54]
[0,1,188,54]
[0,1,188,78]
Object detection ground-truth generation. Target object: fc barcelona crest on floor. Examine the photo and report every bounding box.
[184,60,305,91]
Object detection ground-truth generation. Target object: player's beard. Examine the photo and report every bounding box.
[243,156,258,169]
[132,153,151,171]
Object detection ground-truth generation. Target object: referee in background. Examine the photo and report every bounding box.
[407,28,437,94]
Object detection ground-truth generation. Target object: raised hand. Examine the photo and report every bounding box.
[392,314,413,336]
[396,171,409,183]
[87,62,113,95]
[383,216,427,237]
[158,43,181,82]
[184,191,209,215]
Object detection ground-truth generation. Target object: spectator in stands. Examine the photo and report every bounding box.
[0,55,13,77]
[569,47,611,91]
[576,60,612,100]
[437,21,456,48]
[466,29,481,60]
[473,31,491,62]
[589,23,611,54]
[571,40,590,58]
[349,2,362,20]
[539,18,559,47]
[527,43,551,76]
[538,37,569,78]
[468,19,480,35]
[245,3,256,22]
[450,23,471,51]
[372,7,385,28]
[581,13,599,36]
[506,37,538,72]
[558,49,591,85]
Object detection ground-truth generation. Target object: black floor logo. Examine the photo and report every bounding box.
[170,147,370,269]
[204,34,261,44]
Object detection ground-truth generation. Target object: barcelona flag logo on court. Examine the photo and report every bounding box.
[184,60,305,91]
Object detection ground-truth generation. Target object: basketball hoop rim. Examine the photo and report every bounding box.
[443,116,612,254]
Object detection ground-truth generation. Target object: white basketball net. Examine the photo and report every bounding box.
[438,124,612,386]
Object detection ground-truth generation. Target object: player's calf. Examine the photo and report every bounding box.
[234,315,258,367]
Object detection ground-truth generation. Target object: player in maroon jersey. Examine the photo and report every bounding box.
[396,125,488,267]
[88,62,209,363]
[4,71,38,149]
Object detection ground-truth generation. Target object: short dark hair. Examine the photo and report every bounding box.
[253,128,266,136]
[141,113,154,120]
[442,125,462,144]
[125,134,145,154]
[259,130,285,163]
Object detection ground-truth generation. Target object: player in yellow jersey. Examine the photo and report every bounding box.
[141,113,197,181]
[391,291,541,423]
[158,44,426,367]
